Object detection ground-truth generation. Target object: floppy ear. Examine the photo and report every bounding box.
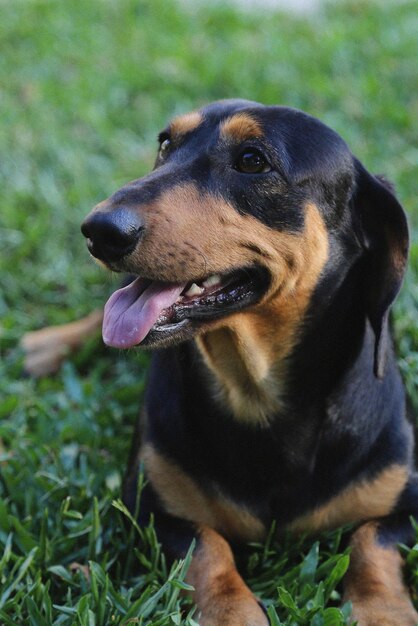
[352,160,409,379]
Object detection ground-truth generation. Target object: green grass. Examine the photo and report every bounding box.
[0,0,417,623]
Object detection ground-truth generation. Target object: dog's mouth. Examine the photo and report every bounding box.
[102,266,269,349]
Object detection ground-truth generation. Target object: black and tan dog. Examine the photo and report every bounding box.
[25,100,418,624]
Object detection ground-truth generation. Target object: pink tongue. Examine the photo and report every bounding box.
[102,277,186,348]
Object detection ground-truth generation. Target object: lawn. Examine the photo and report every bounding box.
[0,0,417,624]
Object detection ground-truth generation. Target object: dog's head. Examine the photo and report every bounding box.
[82,100,408,377]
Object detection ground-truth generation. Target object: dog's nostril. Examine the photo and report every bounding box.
[80,221,93,241]
[81,208,144,262]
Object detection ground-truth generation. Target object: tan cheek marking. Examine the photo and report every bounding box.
[130,185,324,286]
[170,111,202,137]
[344,521,418,624]
[197,203,329,425]
[127,184,268,280]
[187,526,268,626]
[288,464,408,533]
[142,444,265,542]
[220,113,263,142]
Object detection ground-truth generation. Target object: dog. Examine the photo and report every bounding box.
[25,100,418,624]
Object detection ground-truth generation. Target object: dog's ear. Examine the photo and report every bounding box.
[352,160,409,379]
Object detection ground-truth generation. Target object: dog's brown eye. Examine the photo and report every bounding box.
[235,150,270,174]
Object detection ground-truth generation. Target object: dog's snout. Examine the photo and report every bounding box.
[81,207,144,263]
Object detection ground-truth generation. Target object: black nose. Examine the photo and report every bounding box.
[81,208,144,263]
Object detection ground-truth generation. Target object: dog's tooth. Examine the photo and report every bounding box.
[185,283,205,297]
[202,274,221,288]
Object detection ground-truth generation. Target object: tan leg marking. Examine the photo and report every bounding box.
[188,526,268,626]
[142,444,265,542]
[344,522,418,626]
[289,464,408,532]
[21,309,103,377]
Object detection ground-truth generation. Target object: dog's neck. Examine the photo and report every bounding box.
[196,293,324,427]
[196,314,286,426]
[196,254,369,428]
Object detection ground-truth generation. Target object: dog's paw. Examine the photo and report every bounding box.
[350,598,418,626]
[21,310,103,377]
[198,593,269,626]
[21,328,72,377]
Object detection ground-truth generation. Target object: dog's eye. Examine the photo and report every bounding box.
[235,150,271,174]
[159,138,171,157]
[160,139,171,156]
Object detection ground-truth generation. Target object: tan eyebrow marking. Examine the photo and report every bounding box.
[170,111,203,137]
[220,113,263,142]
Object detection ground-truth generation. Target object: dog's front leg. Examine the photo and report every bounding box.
[130,476,268,626]
[187,525,269,626]
[343,485,418,626]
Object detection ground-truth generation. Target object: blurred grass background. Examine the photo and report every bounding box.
[0,0,417,623]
